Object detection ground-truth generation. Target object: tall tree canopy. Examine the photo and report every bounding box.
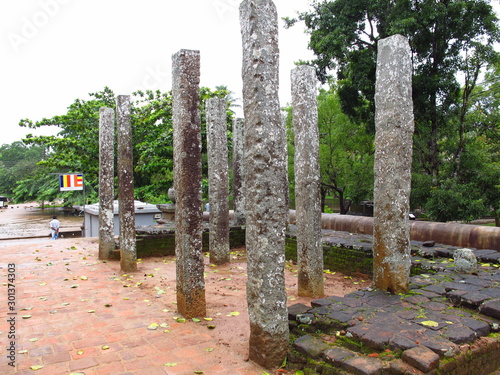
[16,86,234,206]
[285,0,499,183]
[0,142,46,197]
[286,0,500,223]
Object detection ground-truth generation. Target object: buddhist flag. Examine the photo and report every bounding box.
[59,174,84,191]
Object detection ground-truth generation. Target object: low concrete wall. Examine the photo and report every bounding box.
[289,210,500,250]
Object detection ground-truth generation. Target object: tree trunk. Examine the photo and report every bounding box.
[320,186,327,212]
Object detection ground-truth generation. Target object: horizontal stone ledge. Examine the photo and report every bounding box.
[289,210,500,250]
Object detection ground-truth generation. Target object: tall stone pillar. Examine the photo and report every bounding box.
[373,34,415,294]
[240,0,289,368]
[98,107,115,260]
[206,97,230,265]
[172,49,206,318]
[291,65,323,298]
[116,95,137,273]
[232,118,246,226]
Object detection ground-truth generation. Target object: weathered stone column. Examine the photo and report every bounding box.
[206,97,230,265]
[291,65,324,298]
[232,118,246,226]
[116,95,137,273]
[98,107,115,260]
[172,49,206,318]
[240,0,289,368]
[373,34,415,294]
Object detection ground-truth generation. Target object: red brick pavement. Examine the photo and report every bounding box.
[0,238,268,375]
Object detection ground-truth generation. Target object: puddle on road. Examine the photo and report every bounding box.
[0,208,84,239]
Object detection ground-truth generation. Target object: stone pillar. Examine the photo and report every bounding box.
[373,34,415,294]
[291,65,323,298]
[172,49,206,318]
[116,95,137,273]
[240,0,289,368]
[98,107,115,260]
[232,118,246,226]
[206,97,230,265]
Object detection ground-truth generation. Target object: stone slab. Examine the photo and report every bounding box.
[293,335,330,359]
[288,303,311,320]
[401,345,440,372]
[341,356,383,375]
[323,347,356,365]
[479,299,500,320]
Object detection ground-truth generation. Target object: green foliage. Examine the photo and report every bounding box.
[132,90,174,203]
[287,0,500,223]
[0,142,46,198]
[286,83,373,213]
[425,180,488,222]
[317,84,374,213]
[14,85,235,206]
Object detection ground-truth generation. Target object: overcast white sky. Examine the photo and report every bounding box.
[0,0,315,145]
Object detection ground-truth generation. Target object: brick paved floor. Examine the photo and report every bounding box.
[0,238,268,375]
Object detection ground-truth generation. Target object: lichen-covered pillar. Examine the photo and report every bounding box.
[240,0,289,368]
[291,65,324,298]
[98,107,115,260]
[172,49,206,318]
[232,118,246,226]
[373,34,415,294]
[116,95,137,272]
[206,97,230,265]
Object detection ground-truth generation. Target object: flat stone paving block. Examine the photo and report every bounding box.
[442,324,476,344]
[322,347,355,365]
[293,335,330,359]
[479,299,500,320]
[391,334,422,352]
[341,356,383,375]
[401,345,439,372]
[389,359,425,375]
[361,328,394,350]
[461,317,491,337]
[420,337,458,357]
[461,292,491,308]
[288,303,311,320]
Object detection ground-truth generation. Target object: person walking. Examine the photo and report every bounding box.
[50,216,60,240]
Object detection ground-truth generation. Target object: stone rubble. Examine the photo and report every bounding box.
[289,244,500,374]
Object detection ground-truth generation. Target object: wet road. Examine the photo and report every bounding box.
[0,203,84,239]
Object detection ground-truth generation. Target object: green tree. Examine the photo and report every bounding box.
[285,84,374,213]
[422,60,500,224]
[317,84,374,213]
[132,89,174,203]
[285,0,499,187]
[19,87,116,205]
[0,142,46,198]
[17,86,235,206]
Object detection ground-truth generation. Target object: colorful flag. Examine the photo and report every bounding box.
[59,174,84,191]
